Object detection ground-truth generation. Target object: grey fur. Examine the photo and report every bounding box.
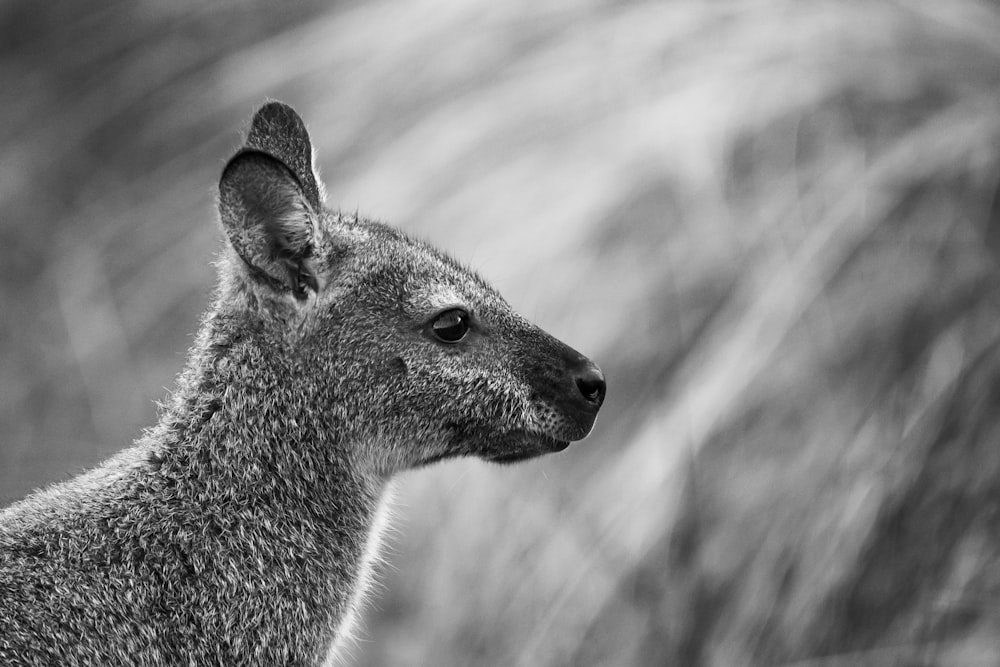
[0,102,605,666]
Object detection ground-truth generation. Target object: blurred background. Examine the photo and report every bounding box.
[3,0,1000,664]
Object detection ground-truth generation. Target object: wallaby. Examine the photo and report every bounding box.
[0,102,605,665]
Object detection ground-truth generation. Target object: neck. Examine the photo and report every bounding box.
[136,310,387,662]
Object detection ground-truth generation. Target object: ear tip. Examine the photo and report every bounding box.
[249,101,307,142]
[253,100,300,120]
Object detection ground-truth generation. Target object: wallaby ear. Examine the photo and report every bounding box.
[218,149,320,300]
[245,101,323,212]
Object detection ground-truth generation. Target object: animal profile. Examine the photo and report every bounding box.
[0,101,605,665]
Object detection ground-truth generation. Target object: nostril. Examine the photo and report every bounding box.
[574,364,606,407]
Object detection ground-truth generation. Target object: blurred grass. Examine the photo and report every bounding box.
[3,1,1000,665]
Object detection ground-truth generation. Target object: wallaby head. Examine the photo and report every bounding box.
[216,101,606,475]
[0,101,605,665]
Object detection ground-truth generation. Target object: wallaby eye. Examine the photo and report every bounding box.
[430,308,470,343]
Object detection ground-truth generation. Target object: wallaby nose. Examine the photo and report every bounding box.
[574,362,606,408]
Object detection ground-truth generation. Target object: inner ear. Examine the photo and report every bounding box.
[272,238,320,299]
[218,149,320,300]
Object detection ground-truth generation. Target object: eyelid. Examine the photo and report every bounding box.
[426,305,473,326]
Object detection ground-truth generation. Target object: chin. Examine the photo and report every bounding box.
[414,429,574,469]
[485,431,571,464]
